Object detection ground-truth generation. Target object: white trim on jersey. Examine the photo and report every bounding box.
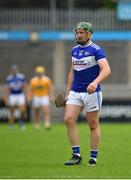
[97,58,107,62]
[90,42,100,50]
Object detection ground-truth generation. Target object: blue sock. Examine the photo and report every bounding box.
[9,124,14,128]
[72,146,80,156]
[90,150,99,161]
[19,119,24,127]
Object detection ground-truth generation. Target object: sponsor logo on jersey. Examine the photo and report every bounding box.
[73,60,90,66]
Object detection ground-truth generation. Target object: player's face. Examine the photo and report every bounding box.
[11,66,18,75]
[75,29,91,45]
[36,72,43,77]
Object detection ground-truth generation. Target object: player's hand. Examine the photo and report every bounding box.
[87,81,98,94]
[65,92,70,101]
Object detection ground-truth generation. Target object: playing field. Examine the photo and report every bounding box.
[0,122,131,179]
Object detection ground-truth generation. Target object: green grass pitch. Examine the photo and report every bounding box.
[0,122,131,179]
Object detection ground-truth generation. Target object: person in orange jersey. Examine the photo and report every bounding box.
[29,66,54,129]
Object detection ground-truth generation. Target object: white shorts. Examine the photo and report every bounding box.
[32,96,50,108]
[8,94,25,106]
[66,91,102,112]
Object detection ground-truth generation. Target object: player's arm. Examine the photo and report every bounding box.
[27,81,33,103]
[65,64,74,99]
[87,59,111,94]
[21,75,28,102]
[3,84,9,106]
[23,82,28,102]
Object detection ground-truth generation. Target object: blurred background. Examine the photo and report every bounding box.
[0,0,131,122]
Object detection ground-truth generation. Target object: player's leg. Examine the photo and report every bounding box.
[18,104,26,129]
[84,91,102,166]
[42,105,51,129]
[32,96,41,128]
[8,106,15,128]
[8,95,16,128]
[41,96,51,129]
[65,104,82,146]
[86,110,100,166]
[64,104,83,165]
[17,94,26,129]
[33,107,41,128]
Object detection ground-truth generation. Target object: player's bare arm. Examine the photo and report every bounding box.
[23,83,28,102]
[3,84,9,105]
[65,64,74,99]
[87,59,111,94]
[27,84,33,103]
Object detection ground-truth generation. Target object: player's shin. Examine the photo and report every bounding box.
[18,110,26,130]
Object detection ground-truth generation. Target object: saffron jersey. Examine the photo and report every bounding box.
[6,73,26,94]
[30,76,52,96]
[71,41,106,92]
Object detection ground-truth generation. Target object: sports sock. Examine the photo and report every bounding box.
[18,119,24,127]
[90,150,99,161]
[9,124,14,128]
[72,146,80,156]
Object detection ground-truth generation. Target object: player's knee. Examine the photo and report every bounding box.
[64,115,74,126]
[20,111,27,119]
[88,119,99,129]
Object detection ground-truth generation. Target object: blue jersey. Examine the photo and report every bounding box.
[71,41,106,92]
[6,73,26,94]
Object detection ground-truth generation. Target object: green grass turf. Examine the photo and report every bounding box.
[0,122,131,179]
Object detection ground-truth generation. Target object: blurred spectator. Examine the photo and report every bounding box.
[29,66,54,129]
[3,64,28,130]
